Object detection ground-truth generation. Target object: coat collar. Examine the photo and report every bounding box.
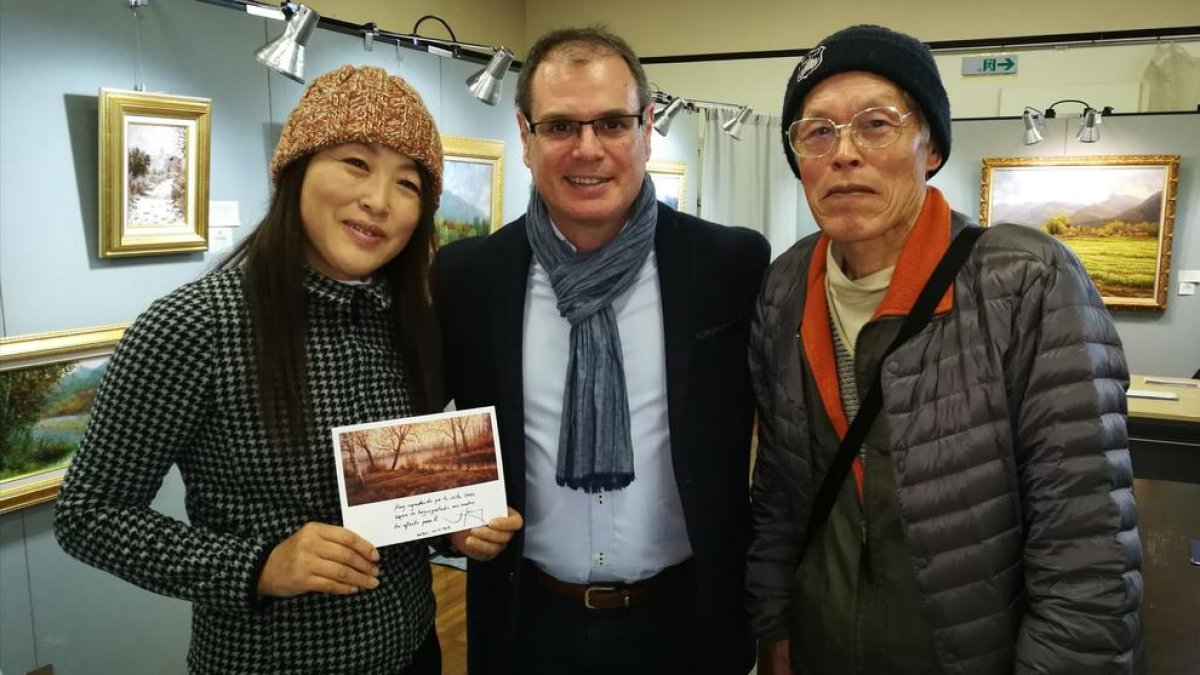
[652,203,693,460]
[486,220,534,506]
[303,268,392,312]
[798,186,953,496]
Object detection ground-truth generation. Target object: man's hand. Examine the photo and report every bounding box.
[449,507,524,561]
[759,640,792,675]
[257,522,380,597]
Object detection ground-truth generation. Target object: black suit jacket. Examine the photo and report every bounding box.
[434,203,769,675]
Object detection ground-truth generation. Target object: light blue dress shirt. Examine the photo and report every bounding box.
[521,234,692,584]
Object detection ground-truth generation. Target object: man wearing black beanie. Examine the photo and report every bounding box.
[747,23,1141,675]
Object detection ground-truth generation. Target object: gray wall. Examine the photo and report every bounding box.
[934,114,1200,377]
[1,2,269,672]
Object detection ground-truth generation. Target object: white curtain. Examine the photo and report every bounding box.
[699,107,803,260]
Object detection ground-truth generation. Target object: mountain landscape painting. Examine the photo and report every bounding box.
[436,158,494,245]
[981,156,1178,310]
[435,137,505,247]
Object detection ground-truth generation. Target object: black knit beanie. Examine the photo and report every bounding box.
[780,24,951,179]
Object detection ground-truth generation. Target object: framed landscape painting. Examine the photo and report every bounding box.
[0,324,126,513]
[648,159,689,213]
[436,135,504,246]
[99,89,211,258]
[980,155,1179,310]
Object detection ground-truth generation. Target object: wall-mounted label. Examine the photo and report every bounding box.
[210,201,241,228]
[1179,281,1196,297]
[1177,269,1200,284]
[209,227,235,253]
[962,55,1018,76]
[245,4,284,20]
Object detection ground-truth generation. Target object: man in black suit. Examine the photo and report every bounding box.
[435,26,769,675]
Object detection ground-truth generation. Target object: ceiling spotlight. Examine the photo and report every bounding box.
[1076,107,1101,143]
[653,97,685,136]
[254,3,320,83]
[1039,99,1112,144]
[362,22,379,51]
[466,47,514,106]
[1022,107,1045,145]
[721,105,754,140]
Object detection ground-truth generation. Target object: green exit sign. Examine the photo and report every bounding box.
[962,55,1018,76]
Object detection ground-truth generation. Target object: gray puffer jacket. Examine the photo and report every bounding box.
[746,214,1142,674]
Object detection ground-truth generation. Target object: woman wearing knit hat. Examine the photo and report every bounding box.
[54,65,521,674]
[747,25,1141,675]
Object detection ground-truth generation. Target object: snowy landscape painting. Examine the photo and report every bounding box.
[98,88,210,257]
[125,120,189,228]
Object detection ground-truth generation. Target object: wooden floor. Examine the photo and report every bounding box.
[1135,478,1200,674]
[432,563,468,675]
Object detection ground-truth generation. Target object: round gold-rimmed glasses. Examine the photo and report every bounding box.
[787,106,915,159]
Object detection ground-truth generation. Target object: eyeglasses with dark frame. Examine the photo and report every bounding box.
[787,106,916,159]
[526,109,648,144]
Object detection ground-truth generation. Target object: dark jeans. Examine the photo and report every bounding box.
[399,627,441,675]
[513,561,694,675]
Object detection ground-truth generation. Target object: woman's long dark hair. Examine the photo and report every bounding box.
[220,155,444,450]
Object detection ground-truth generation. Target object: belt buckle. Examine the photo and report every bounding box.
[583,585,623,609]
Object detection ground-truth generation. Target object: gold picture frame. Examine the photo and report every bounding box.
[436,135,504,246]
[980,155,1179,311]
[647,159,689,214]
[0,324,126,513]
[99,88,211,258]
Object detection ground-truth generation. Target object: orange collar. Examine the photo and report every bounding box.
[799,187,953,495]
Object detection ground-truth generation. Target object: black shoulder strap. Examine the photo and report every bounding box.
[798,226,984,560]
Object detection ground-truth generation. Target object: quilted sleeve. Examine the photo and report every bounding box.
[1007,243,1142,674]
[54,284,273,614]
[745,276,803,642]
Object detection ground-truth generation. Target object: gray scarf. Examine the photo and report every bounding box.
[526,176,658,492]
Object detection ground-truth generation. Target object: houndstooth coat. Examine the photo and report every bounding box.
[55,268,436,674]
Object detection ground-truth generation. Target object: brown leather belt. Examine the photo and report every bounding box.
[526,559,691,610]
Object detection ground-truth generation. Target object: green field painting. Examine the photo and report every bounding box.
[1057,235,1158,298]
